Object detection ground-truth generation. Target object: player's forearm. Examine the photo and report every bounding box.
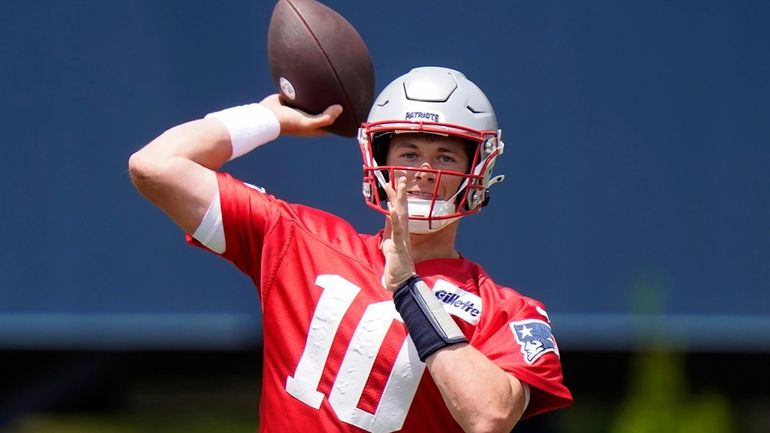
[130,100,284,180]
[427,343,526,433]
[386,267,525,432]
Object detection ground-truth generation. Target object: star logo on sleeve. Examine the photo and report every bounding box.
[518,325,534,338]
[510,319,560,365]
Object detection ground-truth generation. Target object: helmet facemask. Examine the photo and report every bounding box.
[359,123,504,233]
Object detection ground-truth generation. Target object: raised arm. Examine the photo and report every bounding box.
[380,177,528,433]
[127,95,342,234]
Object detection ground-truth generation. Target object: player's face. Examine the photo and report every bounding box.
[385,134,470,202]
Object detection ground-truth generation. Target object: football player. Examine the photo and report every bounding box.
[129,67,572,433]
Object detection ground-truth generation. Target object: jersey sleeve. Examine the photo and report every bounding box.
[185,172,290,288]
[471,293,573,418]
[186,172,368,299]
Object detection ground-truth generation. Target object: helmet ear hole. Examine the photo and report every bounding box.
[371,134,391,202]
[372,133,391,167]
[376,176,389,201]
[463,140,477,173]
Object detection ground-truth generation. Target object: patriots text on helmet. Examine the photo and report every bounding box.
[404,111,441,122]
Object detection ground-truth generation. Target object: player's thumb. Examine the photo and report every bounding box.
[319,104,343,125]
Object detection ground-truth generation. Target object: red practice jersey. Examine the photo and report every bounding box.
[188,173,573,433]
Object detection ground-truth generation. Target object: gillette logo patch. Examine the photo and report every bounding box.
[432,280,482,325]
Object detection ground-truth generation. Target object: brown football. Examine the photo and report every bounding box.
[267,0,375,137]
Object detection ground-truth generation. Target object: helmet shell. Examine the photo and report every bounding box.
[366,67,498,132]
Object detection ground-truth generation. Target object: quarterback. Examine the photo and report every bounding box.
[129,67,572,432]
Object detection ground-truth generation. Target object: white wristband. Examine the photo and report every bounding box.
[205,103,281,160]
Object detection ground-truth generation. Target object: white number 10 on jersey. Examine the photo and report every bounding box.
[285,274,426,433]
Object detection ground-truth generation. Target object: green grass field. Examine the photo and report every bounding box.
[5,412,257,433]
[3,413,257,433]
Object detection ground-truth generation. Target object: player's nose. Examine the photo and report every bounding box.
[414,162,436,182]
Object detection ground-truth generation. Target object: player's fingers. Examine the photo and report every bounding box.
[380,237,393,254]
[323,104,343,120]
[388,204,403,249]
[390,175,407,209]
[308,104,343,127]
[382,222,393,246]
[382,180,403,243]
[394,177,409,232]
[390,177,409,251]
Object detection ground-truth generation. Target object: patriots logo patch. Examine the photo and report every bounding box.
[510,319,560,365]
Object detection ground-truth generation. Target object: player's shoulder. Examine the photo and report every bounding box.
[418,258,532,302]
[289,202,362,240]
[218,171,369,247]
[458,259,551,317]
[217,172,349,224]
[214,171,272,203]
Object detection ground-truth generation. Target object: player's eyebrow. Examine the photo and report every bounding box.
[436,145,463,154]
[392,142,419,150]
[392,142,464,155]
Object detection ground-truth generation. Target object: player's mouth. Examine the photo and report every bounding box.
[407,191,438,200]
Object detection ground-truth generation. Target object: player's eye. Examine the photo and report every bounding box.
[437,154,458,164]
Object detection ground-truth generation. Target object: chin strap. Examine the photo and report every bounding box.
[406,198,459,234]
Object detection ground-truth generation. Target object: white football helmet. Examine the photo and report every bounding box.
[358,67,505,233]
